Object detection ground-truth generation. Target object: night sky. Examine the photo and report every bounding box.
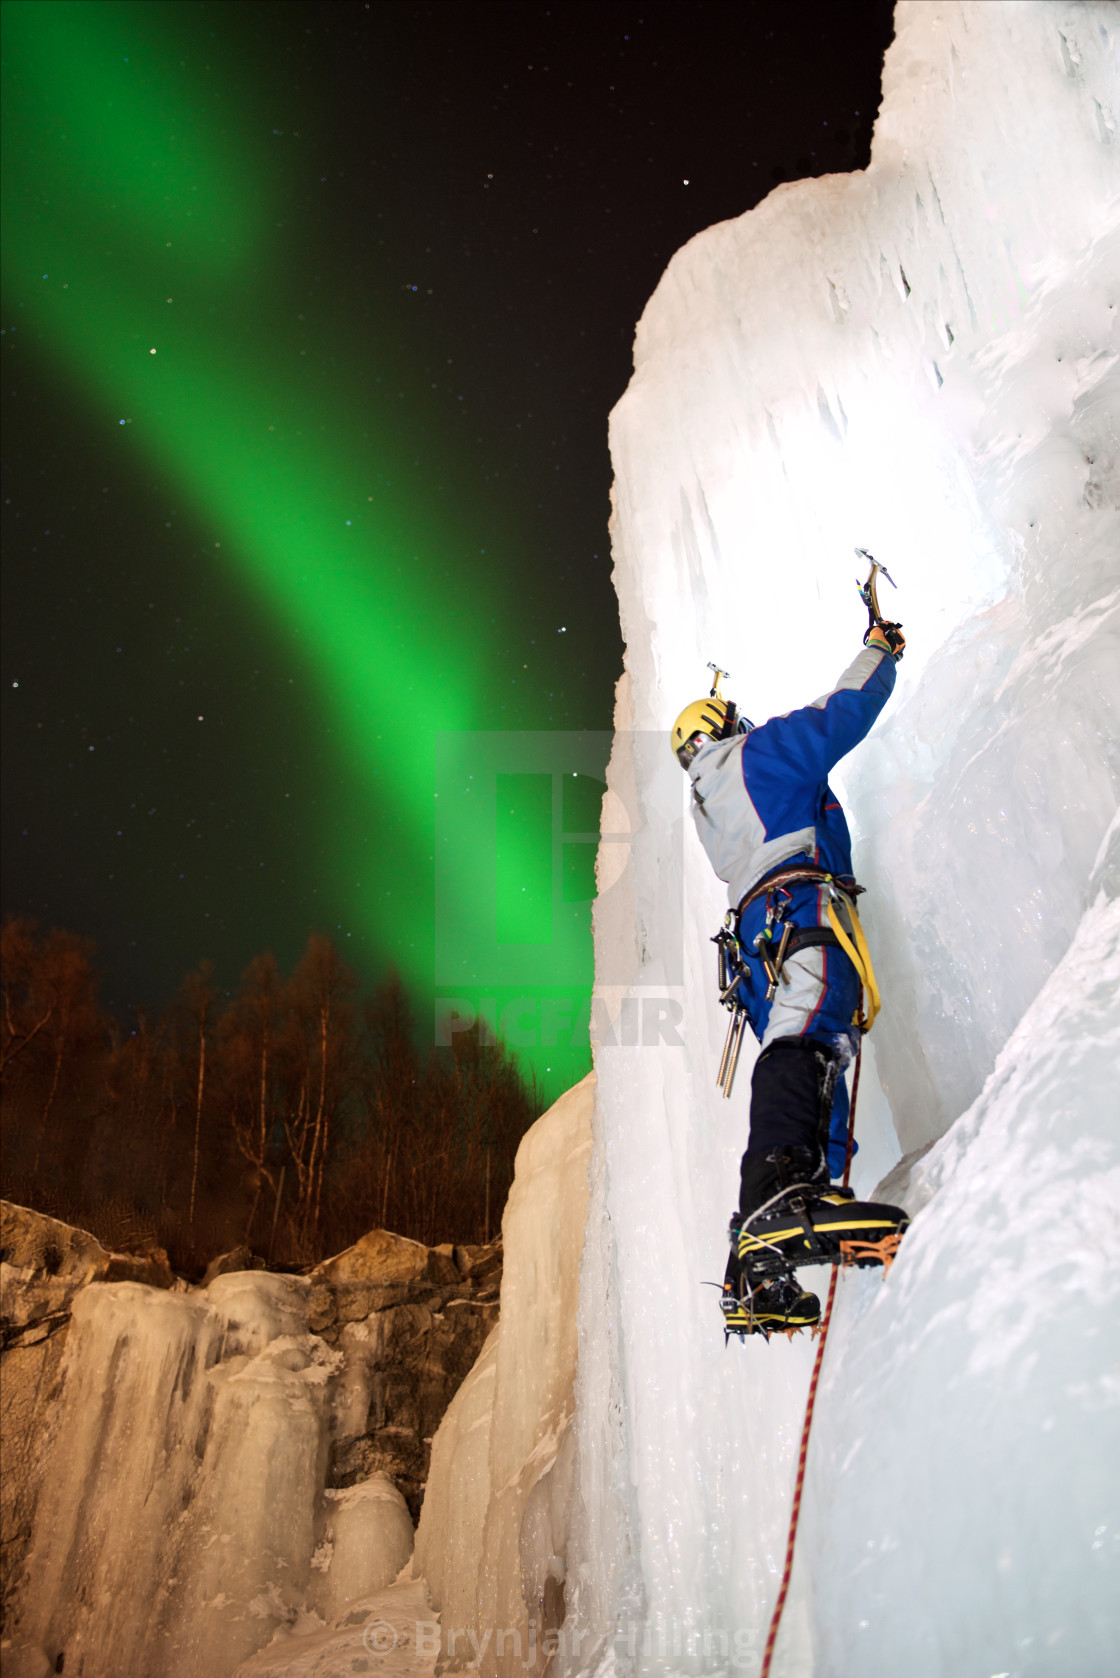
[2,0,895,1097]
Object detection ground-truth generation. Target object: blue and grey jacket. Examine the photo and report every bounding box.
[686,645,896,911]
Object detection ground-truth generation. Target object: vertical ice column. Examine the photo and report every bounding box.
[158,1273,332,1678]
[570,1,1120,1673]
[159,1336,334,1674]
[10,1283,224,1676]
[8,1272,337,1678]
[414,1075,593,1678]
[568,719,818,1676]
[413,1327,500,1636]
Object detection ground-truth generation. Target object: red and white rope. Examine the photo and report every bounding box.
[758,1045,862,1677]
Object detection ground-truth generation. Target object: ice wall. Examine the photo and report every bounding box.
[803,814,1120,1674]
[5,1274,338,1677]
[2,1266,421,1678]
[569,3,1119,1674]
[414,1073,593,1677]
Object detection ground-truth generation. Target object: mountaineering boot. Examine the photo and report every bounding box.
[734,1037,910,1284]
[721,1228,820,1338]
[737,1182,909,1280]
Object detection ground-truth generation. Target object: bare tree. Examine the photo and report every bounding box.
[283,934,357,1239]
[220,952,283,1240]
[180,961,215,1228]
[1,920,105,1176]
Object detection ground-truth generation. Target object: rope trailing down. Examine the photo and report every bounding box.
[758,1042,863,1678]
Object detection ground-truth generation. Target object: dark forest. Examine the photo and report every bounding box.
[1,919,539,1275]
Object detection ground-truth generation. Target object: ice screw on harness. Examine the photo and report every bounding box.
[713,915,752,1098]
[713,916,749,1098]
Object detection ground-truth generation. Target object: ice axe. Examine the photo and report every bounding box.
[707,661,730,699]
[855,549,905,658]
[706,662,742,738]
[854,549,897,627]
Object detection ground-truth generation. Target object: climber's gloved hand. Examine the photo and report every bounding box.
[865,621,906,661]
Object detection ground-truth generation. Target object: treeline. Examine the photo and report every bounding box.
[0,919,540,1274]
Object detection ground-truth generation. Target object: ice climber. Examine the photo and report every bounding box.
[671,610,908,1337]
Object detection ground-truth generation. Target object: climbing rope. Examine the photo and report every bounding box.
[758,1043,863,1678]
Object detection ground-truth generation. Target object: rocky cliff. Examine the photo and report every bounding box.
[0,1197,501,1675]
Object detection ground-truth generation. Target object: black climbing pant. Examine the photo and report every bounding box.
[738,1036,838,1215]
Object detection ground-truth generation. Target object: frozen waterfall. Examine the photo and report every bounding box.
[566,3,1120,1675]
[2,6,1117,1677]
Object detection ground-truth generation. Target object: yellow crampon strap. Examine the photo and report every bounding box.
[825,892,882,1032]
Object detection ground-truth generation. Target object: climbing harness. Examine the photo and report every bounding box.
[758,1042,863,1678]
[713,865,881,1094]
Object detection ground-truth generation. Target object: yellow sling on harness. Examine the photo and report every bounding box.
[825,892,881,1032]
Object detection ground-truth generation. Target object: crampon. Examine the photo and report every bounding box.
[736,1183,909,1282]
[720,1271,821,1341]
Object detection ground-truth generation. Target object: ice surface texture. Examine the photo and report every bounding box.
[414,1074,593,1675]
[567,3,1120,1675]
[2,1270,409,1678]
[805,817,1120,1674]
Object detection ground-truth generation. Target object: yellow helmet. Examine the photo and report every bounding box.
[670,695,730,767]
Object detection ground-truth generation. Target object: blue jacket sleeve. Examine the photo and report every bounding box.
[747,646,896,791]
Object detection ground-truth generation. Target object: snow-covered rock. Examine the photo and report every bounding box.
[231,1575,440,1678]
[308,1473,415,1622]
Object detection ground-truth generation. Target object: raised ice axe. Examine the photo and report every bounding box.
[706,661,730,699]
[854,548,898,633]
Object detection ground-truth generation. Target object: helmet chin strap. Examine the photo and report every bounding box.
[717,700,740,740]
[704,664,748,741]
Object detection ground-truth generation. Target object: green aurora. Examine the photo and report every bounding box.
[2,0,599,1098]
